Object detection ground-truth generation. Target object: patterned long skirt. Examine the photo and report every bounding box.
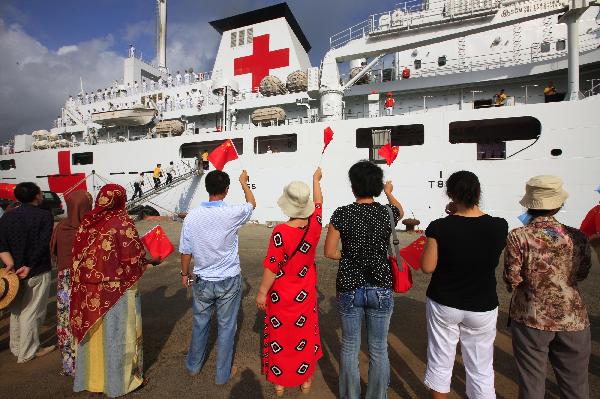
[73,285,143,398]
[57,269,75,376]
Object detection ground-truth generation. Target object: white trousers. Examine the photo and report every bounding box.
[424,298,497,399]
[9,271,51,363]
[385,107,393,116]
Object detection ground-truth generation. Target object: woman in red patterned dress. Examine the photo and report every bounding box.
[256,168,323,397]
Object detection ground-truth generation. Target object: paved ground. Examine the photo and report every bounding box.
[0,220,599,399]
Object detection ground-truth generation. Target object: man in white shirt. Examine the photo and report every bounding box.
[167,74,173,87]
[164,161,175,184]
[176,71,182,86]
[131,172,145,200]
[184,71,190,85]
[179,170,255,385]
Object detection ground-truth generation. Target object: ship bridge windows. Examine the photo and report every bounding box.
[356,124,424,164]
[540,42,551,53]
[0,159,16,170]
[254,134,297,154]
[414,59,422,70]
[72,152,93,165]
[438,56,447,67]
[180,139,243,158]
[556,39,566,51]
[449,116,541,160]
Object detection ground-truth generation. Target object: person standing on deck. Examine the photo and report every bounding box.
[179,170,256,385]
[201,150,210,171]
[384,92,395,116]
[153,164,162,189]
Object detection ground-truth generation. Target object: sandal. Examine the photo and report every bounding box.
[275,385,285,397]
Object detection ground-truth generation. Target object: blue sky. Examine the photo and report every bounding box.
[0,0,402,140]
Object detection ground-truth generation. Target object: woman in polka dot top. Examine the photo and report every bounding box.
[324,160,404,399]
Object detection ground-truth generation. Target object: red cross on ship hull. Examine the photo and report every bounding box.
[234,34,290,91]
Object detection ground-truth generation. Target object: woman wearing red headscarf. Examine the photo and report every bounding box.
[70,184,160,397]
[50,190,93,376]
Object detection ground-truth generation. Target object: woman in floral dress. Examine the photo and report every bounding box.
[256,168,323,397]
[50,190,92,376]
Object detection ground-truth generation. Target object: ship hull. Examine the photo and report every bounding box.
[2,97,599,230]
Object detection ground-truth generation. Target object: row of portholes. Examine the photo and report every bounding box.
[413,56,447,70]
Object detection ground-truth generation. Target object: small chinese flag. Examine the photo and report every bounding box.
[208,139,238,171]
[322,127,334,154]
[378,143,399,166]
[141,225,174,261]
[580,204,600,238]
[400,236,427,270]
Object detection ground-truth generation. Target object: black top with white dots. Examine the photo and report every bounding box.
[330,202,401,292]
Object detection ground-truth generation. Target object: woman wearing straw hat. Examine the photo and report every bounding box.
[504,175,592,399]
[256,167,323,397]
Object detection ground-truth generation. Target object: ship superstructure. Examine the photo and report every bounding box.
[1,0,599,229]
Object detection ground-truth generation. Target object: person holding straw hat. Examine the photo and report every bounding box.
[256,167,323,397]
[0,267,19,311]
[504,175,592,399]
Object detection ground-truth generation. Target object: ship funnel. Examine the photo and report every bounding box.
[157,0,167,69]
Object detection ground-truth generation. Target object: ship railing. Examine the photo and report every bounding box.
[330,19,373,49]
[340,32,600,85]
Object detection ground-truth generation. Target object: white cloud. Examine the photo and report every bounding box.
[0,19,124,141]
[57,45,78,55]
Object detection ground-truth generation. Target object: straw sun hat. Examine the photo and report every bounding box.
[277,181,315,219]
[0,269,19,310]
[519,175,569,210]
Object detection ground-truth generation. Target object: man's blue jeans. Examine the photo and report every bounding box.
[186,274,241,384]
[337,286,394,399]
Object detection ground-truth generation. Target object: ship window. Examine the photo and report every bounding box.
[551,148,562,156]
[238,30,245,46]
[356,125,424,164]
[247,28,253,43]
[230,32,237,48]
[449,116,541,160]
[254,134,297,154]
[179,139,243,158]
[438,56,447,66]
[540,42,551,53]
[556,39,566,51]
[0,159,16,170]
[72,152,93,165]
[414,59,422,70]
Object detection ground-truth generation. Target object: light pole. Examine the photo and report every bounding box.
[423,95,433,112]
[470,90,483,109]
[521,84,538,104]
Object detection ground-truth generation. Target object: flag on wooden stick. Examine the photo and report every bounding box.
[322,127,334,154]
[141,225,174,261]
[378,143,399,166]
[208,139,238,170]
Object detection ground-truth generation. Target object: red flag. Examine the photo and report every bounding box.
[400,236,427,270]
[378,143,399,166]
[0,183,16,201]
[141,225,174,261]
[322,127,334,154]
[208,139,238,171]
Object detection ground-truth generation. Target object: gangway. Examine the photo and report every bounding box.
[125,167,202,212]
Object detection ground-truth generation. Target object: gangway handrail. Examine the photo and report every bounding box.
[125,167,201,211]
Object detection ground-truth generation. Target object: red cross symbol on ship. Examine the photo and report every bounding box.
[233,34,290,92]
[47,150,87,194]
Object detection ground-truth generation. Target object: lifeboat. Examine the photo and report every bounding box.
[251,107,286,125]
[92,105,156,127]
[155,120,185,136]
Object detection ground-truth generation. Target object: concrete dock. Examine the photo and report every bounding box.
[0,220,598,398]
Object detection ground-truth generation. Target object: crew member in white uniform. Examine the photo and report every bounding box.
[165,161,175,185]
[157,77,164,89]
[167,74,173,87]
[176,71,182,86]
[184,71,190,85]
[142,79,147,92]
[129,44,135,58]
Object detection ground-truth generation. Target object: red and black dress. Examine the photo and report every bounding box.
[262,203,323,387]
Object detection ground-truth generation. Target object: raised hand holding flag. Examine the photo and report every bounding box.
[399,236,427,270]
[208,139,239,171]
[378,143,399,166]
[141,225,174,262]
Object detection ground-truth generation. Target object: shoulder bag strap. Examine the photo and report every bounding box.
[287,217,311,263]
[386,205,403,272]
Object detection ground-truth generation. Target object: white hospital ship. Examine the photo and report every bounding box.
[1,0,599,228]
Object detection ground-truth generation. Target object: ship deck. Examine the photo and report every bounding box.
[1,220,598,398]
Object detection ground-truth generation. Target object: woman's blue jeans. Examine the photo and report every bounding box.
[337,286,394,399]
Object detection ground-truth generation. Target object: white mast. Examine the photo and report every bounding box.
[157,0,167,70]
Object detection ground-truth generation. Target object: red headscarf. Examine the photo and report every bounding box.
[70,184,147,343]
